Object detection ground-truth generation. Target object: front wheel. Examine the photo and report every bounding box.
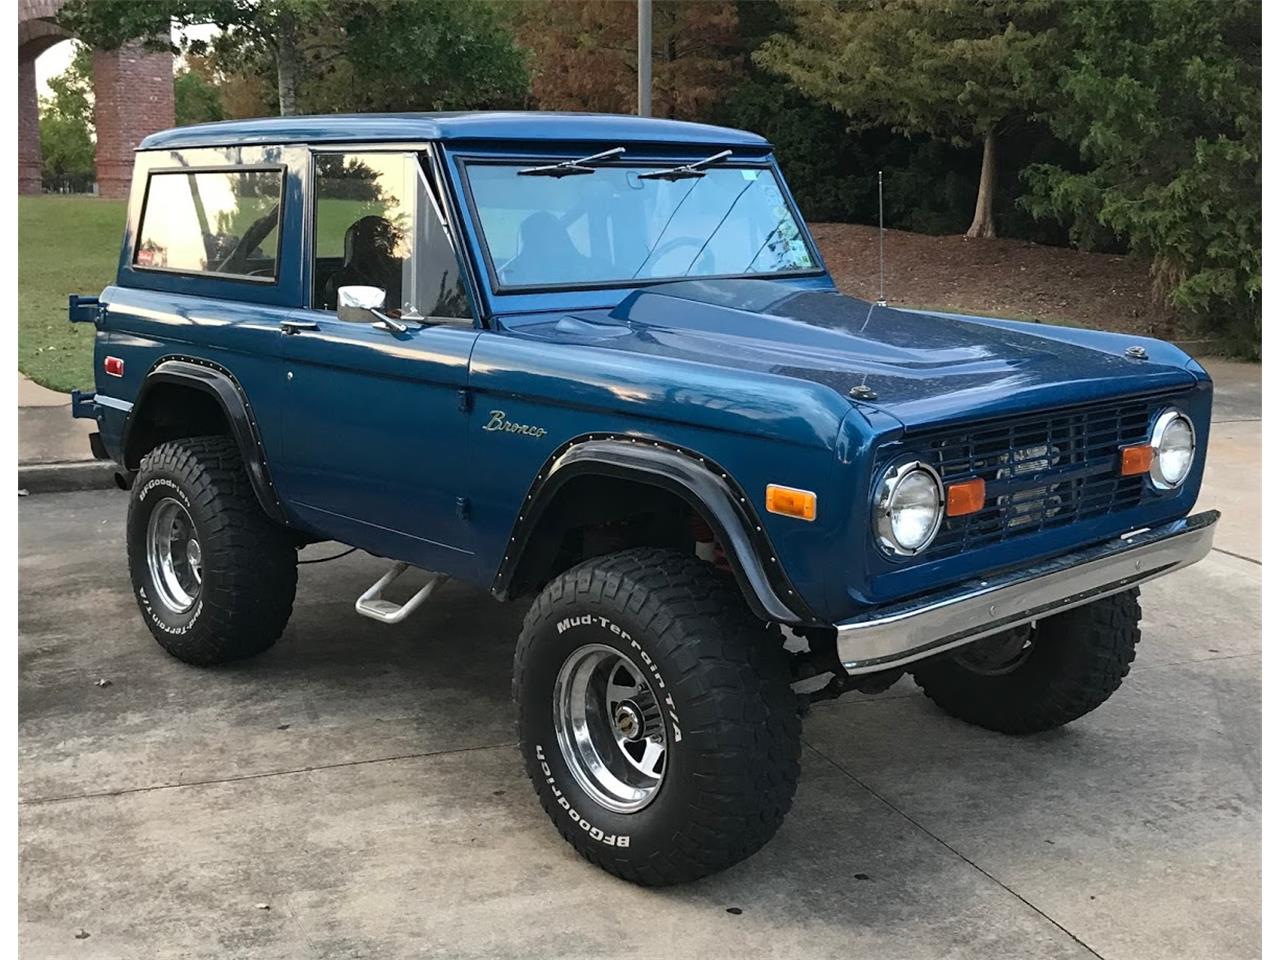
[911,589,1142,734]
[514,548,801,885]
[127,436,297,666]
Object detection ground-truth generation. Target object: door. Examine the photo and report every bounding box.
[277,149,480,574]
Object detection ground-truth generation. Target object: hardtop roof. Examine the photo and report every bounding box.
[138,111,771,152]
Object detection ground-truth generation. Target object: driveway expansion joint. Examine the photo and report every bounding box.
[20,739,518,806]
[802,736,1109,960]
[1211,547,1261,566]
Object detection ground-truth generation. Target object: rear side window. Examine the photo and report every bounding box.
[134,167,284,281]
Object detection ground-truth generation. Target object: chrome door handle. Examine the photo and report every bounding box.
[280,319,319,334]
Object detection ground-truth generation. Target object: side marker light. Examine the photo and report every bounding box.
[766,484,817,522]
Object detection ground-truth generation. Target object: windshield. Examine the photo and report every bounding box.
[465,162,817,289]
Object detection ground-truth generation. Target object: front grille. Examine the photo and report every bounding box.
[894,396,1173,558]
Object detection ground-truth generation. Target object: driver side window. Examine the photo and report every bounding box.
[311,151,472,320]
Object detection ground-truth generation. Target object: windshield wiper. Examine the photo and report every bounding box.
[638,149,733,181]
[517,146,625,178]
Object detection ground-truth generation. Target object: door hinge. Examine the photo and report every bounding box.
[455,497,471,520]
[457,388,473,412]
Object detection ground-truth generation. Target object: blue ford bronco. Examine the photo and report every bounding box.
[70,112,1218,885]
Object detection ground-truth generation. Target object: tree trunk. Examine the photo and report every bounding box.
[276,9,299,117]
[965,127,998,239]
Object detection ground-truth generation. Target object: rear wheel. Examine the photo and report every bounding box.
[127,436,296,665]
[514,548,801,885]
[911,590,1141,734]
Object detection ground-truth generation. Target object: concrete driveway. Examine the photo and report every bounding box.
[19,361,1260,959]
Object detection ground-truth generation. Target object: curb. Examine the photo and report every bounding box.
[19,461,121,495]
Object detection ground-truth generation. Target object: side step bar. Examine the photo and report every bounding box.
[355,561,446,624]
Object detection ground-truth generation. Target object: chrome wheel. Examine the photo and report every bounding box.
[145,497,203,614]
[553,643,667,814]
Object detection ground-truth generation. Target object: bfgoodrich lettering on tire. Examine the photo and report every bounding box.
[127,435,297,666]
[513,547,801,885]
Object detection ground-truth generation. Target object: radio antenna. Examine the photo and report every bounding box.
[876,170,887,307]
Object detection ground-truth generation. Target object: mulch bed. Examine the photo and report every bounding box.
[809,223,1167,338]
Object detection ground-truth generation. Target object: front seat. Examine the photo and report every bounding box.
[501,211,590,286]
[324,215,405,312]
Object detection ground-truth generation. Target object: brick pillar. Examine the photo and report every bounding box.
[18,55,43,195]
[93,41,174,199]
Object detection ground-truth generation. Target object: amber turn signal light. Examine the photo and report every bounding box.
[1119,443,1155,476]
[766,484,817,522]
[945,478,986,517]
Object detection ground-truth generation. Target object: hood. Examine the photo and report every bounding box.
[509,279,1199,431]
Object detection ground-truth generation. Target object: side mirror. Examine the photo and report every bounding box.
[336,285,409,334]
[336,285,387,324]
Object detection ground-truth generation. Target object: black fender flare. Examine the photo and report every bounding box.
[124,358,287,524]
[492,435,818,626]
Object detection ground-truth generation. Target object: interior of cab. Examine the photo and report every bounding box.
[311,152,414,314]
[466,161,816,289]
[309,151,472,321]
[313,215,406,311]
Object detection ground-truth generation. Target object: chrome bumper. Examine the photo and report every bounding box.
[837,511,1219,675]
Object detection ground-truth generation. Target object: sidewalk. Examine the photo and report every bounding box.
[18,373,117,492]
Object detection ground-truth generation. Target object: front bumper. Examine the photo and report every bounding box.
[837,510,1219,675]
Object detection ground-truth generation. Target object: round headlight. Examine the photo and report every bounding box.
[1150,409,1195,489]
[875,460,943,555]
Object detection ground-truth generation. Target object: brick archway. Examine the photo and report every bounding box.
[18,0,174,197]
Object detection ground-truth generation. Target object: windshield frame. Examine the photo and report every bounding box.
[455,153,826,295]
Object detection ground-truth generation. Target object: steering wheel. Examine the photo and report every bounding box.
[217,204,280,276]
[638,237,715,277]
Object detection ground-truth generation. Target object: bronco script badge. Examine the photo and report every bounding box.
[483,409,548,439]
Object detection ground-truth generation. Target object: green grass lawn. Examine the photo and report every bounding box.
[19,195,127,393]
[18,195,401,393]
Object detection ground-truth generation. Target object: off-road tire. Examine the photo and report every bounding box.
[127,436,297,665]
[911,590,1141,734]
[514,547,801,885]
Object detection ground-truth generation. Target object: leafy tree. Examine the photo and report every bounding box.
[190,39,280,118]
[755,0,1058,238]
[58,0,528,118]
[175,50,272,121]
[301,0,528,113]
[203,1,337,116]
[175,56,226,125]
[38,43,96,184]
[515,0,741,119]
[54,0,202,50]
[55,0,327,116]
[1019,0,1260,350]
